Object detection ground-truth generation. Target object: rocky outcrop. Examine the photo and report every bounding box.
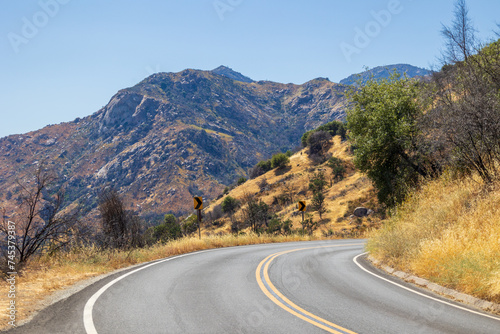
[353,207,374,217]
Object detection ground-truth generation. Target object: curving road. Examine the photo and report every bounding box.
[9,240,500,333]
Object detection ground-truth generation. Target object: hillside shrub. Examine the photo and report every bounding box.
[266,216,293,235]
[327,157,346,184]
[301,120,347,147]
[151,214,182,243]
[271,153,289,169]
[181,215,199,236]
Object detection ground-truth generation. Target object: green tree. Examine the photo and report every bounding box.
[181,215,199,236]
[309,170,327,193]
[312,191,326,220]
[301,214,318,235]
[301,121,347,147]
[307,131,332,157]
[346,73,429,207]
[249,159,273,179]
[222,196,239,224]
[237,177,247,186]
[257,159,272,171]
[266,216,292,235]
[301,130,314,147]
[271,153,290,169]
[309,171,327,220]
[327,157,346,185]
[241,194,270,233]
[153,214,181,242]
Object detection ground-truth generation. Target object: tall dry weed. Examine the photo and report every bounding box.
[368,174,500,302]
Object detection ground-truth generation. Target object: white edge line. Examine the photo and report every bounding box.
[353,252,500,322]
[83,249,213,334]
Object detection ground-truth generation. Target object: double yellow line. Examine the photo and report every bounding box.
[256,245,362,334]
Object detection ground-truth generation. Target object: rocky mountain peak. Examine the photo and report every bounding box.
[211,65,254,83]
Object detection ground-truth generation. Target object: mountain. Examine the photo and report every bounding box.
[0,68,348,220]
[339,64,430,86]
[211,65,254,83]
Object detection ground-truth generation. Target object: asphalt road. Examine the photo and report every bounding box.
[8,240,500,333]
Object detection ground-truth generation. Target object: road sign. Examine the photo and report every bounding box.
[297,201,306,212]
[194,196,203,210]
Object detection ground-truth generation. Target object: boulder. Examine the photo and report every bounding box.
[353,207,370,217]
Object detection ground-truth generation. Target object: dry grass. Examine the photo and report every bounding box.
[0,233,320,329]
[367,173,500,303]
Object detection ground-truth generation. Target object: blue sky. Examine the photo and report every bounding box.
[0,0,499,138]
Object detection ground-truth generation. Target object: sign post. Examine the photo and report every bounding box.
[297,201,306,232]
[194,196,203,239]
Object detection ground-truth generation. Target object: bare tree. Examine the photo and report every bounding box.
[440,0,477,64]
[0,163,77,268]
[429,0,500,183]
[282,181,295,204]
[241,193,269,233]
[98,189,143,248]
[307,131,332,159]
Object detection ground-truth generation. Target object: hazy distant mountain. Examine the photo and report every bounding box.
[340,64,431,86]
[0,68,348,219]
[211,65,254,83]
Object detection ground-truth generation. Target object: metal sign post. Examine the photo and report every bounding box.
[194,197,203,240]
[297,201,306,232]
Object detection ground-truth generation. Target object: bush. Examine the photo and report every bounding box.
[271,153,290,169]
[300,214,318,235]
[307,131,332,156]
[257,178,269,192]
[163,214,182,240]
[237,177,247,185]
[208,204,223,221]
[98,189,144,249]
[258,159,272,171]
[309,170,327,193]
[181,215,199,235]
[249,159,273,179]
[316,120,347,140]
[327,157,346,183]
[222,196,239,215]
[149,214,182,243]
[301,121,347,147]
[248,165,264,179]
[266,216,293,235]
[241,194,271,233]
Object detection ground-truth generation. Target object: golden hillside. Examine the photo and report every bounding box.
[202,136,382,237]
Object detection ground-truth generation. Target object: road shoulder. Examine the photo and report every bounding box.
[358,254,500,316]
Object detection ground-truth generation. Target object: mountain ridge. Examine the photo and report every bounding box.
[0,67,348,220]
[0,64,425,221]
[210,65,254,83]
[339,64,430,86]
